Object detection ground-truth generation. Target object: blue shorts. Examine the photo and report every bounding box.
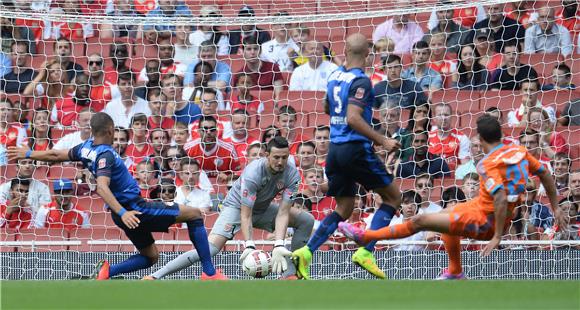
[326,141,393,197]
[111,198,180,250]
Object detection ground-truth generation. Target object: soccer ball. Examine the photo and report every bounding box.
[242,250,271,278]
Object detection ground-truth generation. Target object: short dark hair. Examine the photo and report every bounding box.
[412,40,429,50]
[315,125,330,133]
[555,63,572,77]
[384,54,401,67]
[463,172,479,182]
[147,88,162,101]
[118,71,135,83]
[502,39,520,53]
[441,187,466,209]
[278,105,297,117]
[114,126,130,139]
[198,115,217,126]
[11,178,30,190]
[521,79,539,90]
[201,87,218,98]
[90,112,114,137]
[476,115,502,143]
[292,193,313,212]
[180,158,200,170]
[232,109,249,117]
[161,74,183,87]
[54,37,72,50]
[242,36,260,48]
[297,141,316,152]
[130,113,148,127]
[267,136,290,152]
[401,190,422,205]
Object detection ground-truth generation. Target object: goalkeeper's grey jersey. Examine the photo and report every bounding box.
[222,158,300,212]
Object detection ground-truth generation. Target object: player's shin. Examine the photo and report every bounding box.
[186,219,216,276]
[363,220,417,242]
[364,203,396,251]
[306,211,345,252]
[109,254,154,277]
[151,244,220,279]
[441,234,463,275]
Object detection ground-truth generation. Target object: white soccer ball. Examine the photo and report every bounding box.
[242,250,271,278]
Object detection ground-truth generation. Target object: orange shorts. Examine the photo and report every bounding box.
[448,200,506,240]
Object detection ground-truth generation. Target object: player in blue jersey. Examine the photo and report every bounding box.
[8,112,226,280]
[292,33,402,279]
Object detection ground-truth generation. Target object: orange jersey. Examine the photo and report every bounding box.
[474,144,545,214]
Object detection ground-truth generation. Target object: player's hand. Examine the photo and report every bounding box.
[121,210,142,229]
[271,245,292,274]
[239,241,256,264]
[481,236,502,257]
[381,137,401,153]
[7,147,30,162]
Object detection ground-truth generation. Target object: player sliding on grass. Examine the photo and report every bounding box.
[8,112,226,280]
[292,33,402,280]
[145,137,315,280]
[338,115,565,279]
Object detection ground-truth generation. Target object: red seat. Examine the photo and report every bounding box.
[89,211,117,228]
[69,227,124,252]
[0,227,17,252]
[76,197,106,212]
[16,229,70,252]
[48,165,79,179]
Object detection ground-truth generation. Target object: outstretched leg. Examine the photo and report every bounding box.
[439,234,465,279]
[363,212,452,243]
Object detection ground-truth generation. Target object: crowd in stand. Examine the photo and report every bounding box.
[0,0,578,248]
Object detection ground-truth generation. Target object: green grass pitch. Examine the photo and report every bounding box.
[2,280,579,309]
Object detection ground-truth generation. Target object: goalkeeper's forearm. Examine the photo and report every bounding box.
[240,205,253,242]
[274,201,292,241]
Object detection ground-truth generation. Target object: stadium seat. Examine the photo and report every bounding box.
[89,211,117,228]
[16,229,71,252]
[76,197,106,212]
[0,228,17,252]
[69,227,124,252]
[49,165,79,180]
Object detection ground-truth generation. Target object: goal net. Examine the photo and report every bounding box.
[0,0,579,280]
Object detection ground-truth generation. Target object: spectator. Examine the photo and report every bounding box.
[135,160,158,199]
[396,131,450,179]
[556,0,579,33]
[104,71,151,128]
[553,152,571,195]
[184,115,241,182]
[175,159,212,214]
[551,197,579,241]
[150,178,177,203]
[519,130,552,168]
[232,36,283,102]
[23,58,73,110]
[113,126,133,168]
[0,15,35,55]
[427,2,487,29]
[150,128,169,164]
[229,73,264,115]
[134,59,162,101]
[313,125,330,167]
[261,125,281,144]
[260,11,299,72]
[189,88,232,140]
[507,79,556,127]
[569,170,580,204]
[228,5,271,55]
[87,53,117,109]
[142,0,192,43]
[125,113,153,165]
[289,40,338,91]
[521,179,554,240]
[44,1,94,40]
[405,101,432,132]
[32,179,89,230]
[189,6,229,56]
[174,25,197,66]
[296,141,316,174]
[171,121,189,148]
[51,37,83,83]
[388,190,426,251]
[54,108,92,150]
[472,3,526,53]
[372,13,424,54]
[473,28,503,71]
[542,63,576,90]
[525,5,573,57]
[526,107,568,159]
[147,89,174,130]
[27,108,51,151]
[302,168,335,223]
[223,109,260,165]
[162,74,201,125]
[452,44,490,90]
[0,100,26,147]
[138,35,186,84]
[373,37,395,59]
[160,146,185,180]
[402,41,443,92]
[365,42,386,86]
[441,186,466,209]
[423,2,470,54]
[374,55,428,109]
[186,61,226,108]
[53,74,98,127]
[428,103,470,170]
[292,193,313,213]
[1,41,35,94]
[505,1,539,28]
[380,99,413,160]
[104,41,136,86]
[289,25,340,69]
[0,178,32,230]
[246,143,266,166]
[414,174,442,214]
[101,0,140,39]
[455,135,484,180]
[490,41,538,90]
[462,172,480,199]
[0,158,51,213]
[559,98,579,126]
[428,33,457,80]
[276,105,309,154]
[183,40,231,93]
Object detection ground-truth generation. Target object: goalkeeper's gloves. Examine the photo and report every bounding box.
[271,240,292,274]
[239,240,255,264]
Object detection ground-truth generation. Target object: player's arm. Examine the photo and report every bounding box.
[7,147,73,163]
[95,152,141,229]
[481,188,508,257]
[533,162,565,227]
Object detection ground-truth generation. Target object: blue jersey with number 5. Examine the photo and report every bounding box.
[326,66,375,144]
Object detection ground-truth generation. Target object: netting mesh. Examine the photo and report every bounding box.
[0,0,579,280]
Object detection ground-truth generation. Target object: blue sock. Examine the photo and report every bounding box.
[364,204,396,252]
[187,219,216,276]
[307,211,344,252]
[109,254,153,277]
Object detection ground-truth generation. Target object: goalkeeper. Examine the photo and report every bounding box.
[146,136,314,280]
